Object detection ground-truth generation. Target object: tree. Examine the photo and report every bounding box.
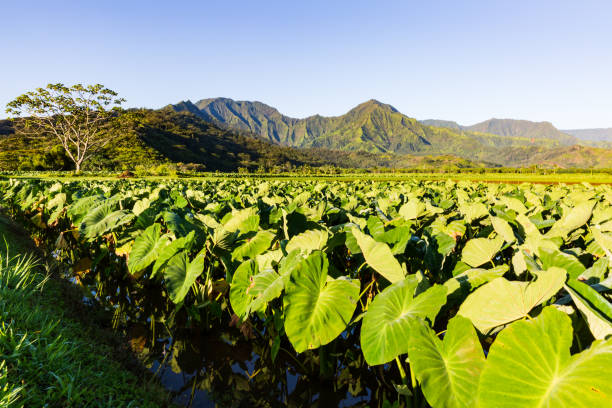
[6,83,125,172]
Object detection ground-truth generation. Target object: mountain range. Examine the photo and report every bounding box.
[1,97,611,171]
[170,98,612,167]
[562,128,612,143]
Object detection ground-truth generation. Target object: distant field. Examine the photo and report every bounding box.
[3,171,612,184]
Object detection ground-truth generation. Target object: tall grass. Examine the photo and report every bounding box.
[0,250,172,408]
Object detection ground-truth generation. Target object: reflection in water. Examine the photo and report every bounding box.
[138,327,386,407]
[69,269,400,407]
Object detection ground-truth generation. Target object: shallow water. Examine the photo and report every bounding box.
[70,271,400,407]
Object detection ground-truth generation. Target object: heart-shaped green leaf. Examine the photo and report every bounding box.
[477,306,612,408]
[231,230,275,261]
[164,251,205,303]
[407,315,485,408]
[491,216,515,243]
[360,277,447,365]
[284,251,359,353]
[151,230,195,278]
[444,265,509,301]
[352,227,405,283]
[229,259,259,318]
[285,229,329,253]
[537,247,586,279]
[565,278,612,340]
[458,267,566,333]
[461,237,504,267]
[128,223,169,275]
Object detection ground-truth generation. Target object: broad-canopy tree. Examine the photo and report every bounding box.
[6,83,125,172]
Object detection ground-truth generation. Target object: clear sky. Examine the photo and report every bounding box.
[2,0,611,128]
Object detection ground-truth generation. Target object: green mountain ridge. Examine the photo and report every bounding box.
[0,110,487,171]
[422,118,578,144]
[563,128,612,145]
[2,100,612,171]
[170,98,574,161]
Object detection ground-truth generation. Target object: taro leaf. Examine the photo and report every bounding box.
[132,198,151,216]
[360,277,447,365]
[47,192,66,210]
[68,195,105,225]
[81,202,134,239]
[352,227,405,283]
[491,216,515,243]
[231,230,275,261]
[256,249,282,271]
[523,234,560,255]
[547,201,595,238]
[246,247,303,313]
[283,251,359,353]
[516,213,541,237]
[461,236,504,268]
[434,232,456,256]
[381,225,413,255]
[151,231,195,278]
[285,229,329,253]
[399,200,426,220]
[247,268,287,313]
[214,207,259,244]
[499,196,527,214]
[579,257,609,282]
[163,211,197,238]
[458,202,488,223]
[222,207,259,233]
[128,223,170,275]
[592,228,612,256]
[565,278,612,340]
[229,259,259,318]
[477,306,612,408]
[538,247,586,279]
[407,316,485,408]
[367,216,385,240]
[164,251,205,304]
[444,265,509,300]
[458,267,566,334]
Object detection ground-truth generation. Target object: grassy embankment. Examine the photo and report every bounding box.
[0,216,173,407]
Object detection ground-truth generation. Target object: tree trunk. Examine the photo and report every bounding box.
[75,161,81,173]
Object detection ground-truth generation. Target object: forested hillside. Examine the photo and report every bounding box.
[0,110,484,171]
[171,98,567,156]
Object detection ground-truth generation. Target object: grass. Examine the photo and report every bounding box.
[0,217,174,408]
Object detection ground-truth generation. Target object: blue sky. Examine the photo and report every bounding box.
[2,0,611,128]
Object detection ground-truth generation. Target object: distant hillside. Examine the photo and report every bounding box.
[563,128,612,143]
[420,117,577,145]
[464,119,577,144]
[171,98,566,160]
[420,119,462,130]
[0,110,486,171]
[502,145,612,168]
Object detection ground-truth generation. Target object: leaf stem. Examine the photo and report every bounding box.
[395,356,407,384]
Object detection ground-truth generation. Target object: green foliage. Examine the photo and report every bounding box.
[406,316,485,408]
[173,97,612,168]
[6,83,126,172]
[477,307,612,408]
[1,176,612,407]
[283,251,359,353]
[360,277,447,365]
